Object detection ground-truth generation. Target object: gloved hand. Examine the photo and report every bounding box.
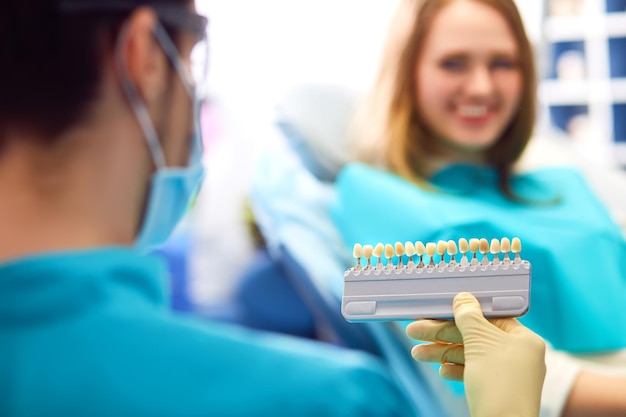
[406,292,546,417]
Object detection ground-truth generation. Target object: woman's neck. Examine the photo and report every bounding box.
[420,145,488,177]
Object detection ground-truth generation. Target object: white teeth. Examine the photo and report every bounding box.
[458,105,487,117]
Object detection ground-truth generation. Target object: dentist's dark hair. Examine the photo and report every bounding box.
[0,0,190,145]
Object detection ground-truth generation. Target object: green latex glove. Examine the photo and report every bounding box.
[406,292,546,417]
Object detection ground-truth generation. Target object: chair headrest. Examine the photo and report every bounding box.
[274,83,362,182]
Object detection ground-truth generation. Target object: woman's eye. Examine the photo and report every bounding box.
[440,59,466,71]
[491,59,517,70]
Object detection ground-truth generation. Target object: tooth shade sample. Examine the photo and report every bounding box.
[373,243,384,258]
[447,240,458,255]
[469,238,480,253]
[353,243,363,259]
[405,241,416,257]
[490,238,500,254]
[458,238,468,253]
[511,237,522,253]
[426,242,436,257]
[436,240,447,256]
[479,238,489,254]
[385,244,394,259]
[415,241,426,256]
[501,237,511,252]
[363,244,373,258]
[395,242,405,257]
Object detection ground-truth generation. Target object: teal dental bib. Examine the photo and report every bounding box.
[330,163,626,353]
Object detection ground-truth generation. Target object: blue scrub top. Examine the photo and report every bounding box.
[331,163,626,354]
[0,248,413,417]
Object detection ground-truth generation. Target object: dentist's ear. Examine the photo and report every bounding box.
[115,7,168,104]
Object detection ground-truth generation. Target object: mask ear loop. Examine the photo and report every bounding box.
[152,20,206,165]
[114,20,168,171]
[153,22,196,98]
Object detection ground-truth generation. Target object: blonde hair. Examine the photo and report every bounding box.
[353,0,537,197]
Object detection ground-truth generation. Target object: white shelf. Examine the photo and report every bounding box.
[540,78,626,104]
[606,14,626,38]
[544,14,626,41]
[612,78,626,102]
[540,80,589,104]
[544,16,586,41]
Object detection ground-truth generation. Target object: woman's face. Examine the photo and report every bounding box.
[415,0,522,158]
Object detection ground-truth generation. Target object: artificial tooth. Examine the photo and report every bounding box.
[353,243,363,268]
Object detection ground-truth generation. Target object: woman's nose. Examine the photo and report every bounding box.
[464,66,495,97]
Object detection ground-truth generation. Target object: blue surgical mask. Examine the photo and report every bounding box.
[116,21,207,253]
[134,101,205,252]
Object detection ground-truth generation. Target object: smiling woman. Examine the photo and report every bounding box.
[353,0,536,196]
[415,0,523,155]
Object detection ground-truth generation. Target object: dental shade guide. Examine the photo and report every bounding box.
[342,237,531,322]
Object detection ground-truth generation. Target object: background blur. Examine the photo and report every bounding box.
[178,0,626,313]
